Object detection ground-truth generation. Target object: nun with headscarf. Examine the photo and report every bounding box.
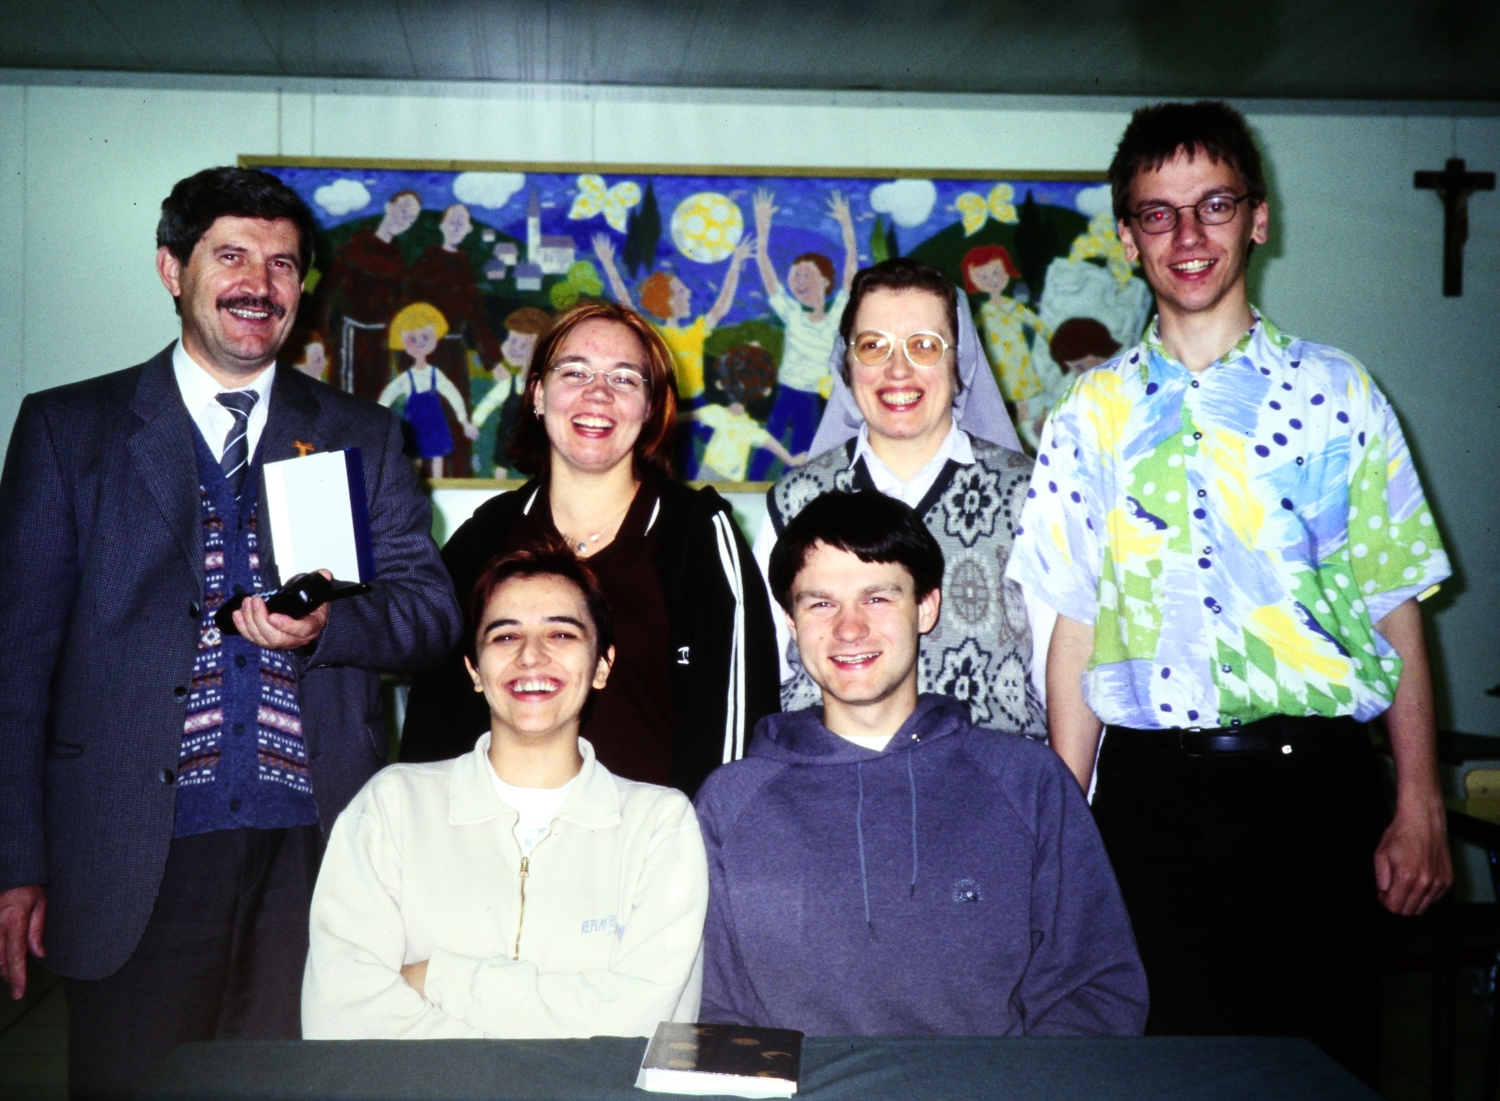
[751,257,1051,735]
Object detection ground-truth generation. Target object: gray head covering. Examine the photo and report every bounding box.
[806,289,1023,458]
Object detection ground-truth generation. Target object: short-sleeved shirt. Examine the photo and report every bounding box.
[696,403,772,482]
[654,316,710,400]
[768,287,849,394]
[1005,312,1450,729]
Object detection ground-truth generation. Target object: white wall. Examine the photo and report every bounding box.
[0,72,1496,737]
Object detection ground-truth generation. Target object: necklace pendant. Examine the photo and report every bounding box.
[577,541,587,552]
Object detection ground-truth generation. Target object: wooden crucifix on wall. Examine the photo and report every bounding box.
[1413,157,1495,297]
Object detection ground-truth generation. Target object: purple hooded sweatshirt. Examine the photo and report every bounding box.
[694,695,1148,1036]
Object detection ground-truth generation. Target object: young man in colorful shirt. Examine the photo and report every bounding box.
[1005,101,1451,1085]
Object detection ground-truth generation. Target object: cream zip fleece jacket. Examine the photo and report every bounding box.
[302,735,707,1039]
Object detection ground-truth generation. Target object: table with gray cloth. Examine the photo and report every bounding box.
[141,1035,1377,1100]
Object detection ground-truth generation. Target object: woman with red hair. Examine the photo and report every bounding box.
[960,245,1063,449]
[400,300,779,796]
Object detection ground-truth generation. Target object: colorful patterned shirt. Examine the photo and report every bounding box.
[1005,312,1449,729]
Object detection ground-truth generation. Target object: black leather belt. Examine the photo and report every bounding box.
[1105,715,1364,756]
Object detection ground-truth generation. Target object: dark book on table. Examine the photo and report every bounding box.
[636,1022,803,1098]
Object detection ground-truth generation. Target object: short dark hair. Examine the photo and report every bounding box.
[837,258,961,387]
[791,252,836,291]
[466,539,615,665]
[157,167,318,276]
[768,490,945,612]
[508,299,678,480]
[1050,317,1121,364]
[1107,101,1268,222]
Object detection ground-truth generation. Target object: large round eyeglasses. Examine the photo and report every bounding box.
[547,364,648,394]
[849,330,953,369]
[1129,194,1249,235]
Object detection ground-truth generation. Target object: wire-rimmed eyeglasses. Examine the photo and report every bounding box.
[1129,194,1250,235]
[546,363,648,394]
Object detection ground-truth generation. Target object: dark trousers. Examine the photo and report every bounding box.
[64,825,323,1101]
[1091,717,1390,1086]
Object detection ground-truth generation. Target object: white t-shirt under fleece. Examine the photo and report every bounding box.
[485,745,578,856]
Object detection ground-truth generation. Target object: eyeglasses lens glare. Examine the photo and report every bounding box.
[1200,199,1234,224]
[905,335,943,368]
[853,333,893,366]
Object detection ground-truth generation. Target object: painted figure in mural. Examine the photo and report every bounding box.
[591,232,754,405]
[1048,317,1120,380]
[755,258,1046,739]
[409,202,506,476]
[1007,101,1452,1086]
[472,306,554,478]
[686,343,808,482]
[962,244,1063,451]
[746,189,859,478]
[320,189,420,402]
[378,301,480,479]
[291,333,328,381]
[399,300,779,797]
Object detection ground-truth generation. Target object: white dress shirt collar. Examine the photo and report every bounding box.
[172,340,276,464]
[850,420,974,509]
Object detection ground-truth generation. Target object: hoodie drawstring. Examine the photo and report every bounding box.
[906,746,919,898]
[855,761,873,933]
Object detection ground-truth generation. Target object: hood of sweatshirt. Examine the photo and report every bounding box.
[746,693,971,766]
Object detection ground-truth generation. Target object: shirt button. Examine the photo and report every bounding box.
[188,601,202,618]
[1203,546,1212,555]
[1222,664,1232,673]
[233,584,246,596]
[172,685,188,700]
[1193,432,1202,440]
[159,768,175,784]
[1197,489,1207,498]
[234,723,246,737]
[235,655,247,669]
[1190,380,1200,388]
[229,797,242,812]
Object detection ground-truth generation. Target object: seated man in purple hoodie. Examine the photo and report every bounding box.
[696,490,1147,1036]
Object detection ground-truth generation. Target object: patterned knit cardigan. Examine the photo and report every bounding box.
[766,437,1047,736]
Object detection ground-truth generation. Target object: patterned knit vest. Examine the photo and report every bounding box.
[766,437,1047,736]
[174,429,319,837]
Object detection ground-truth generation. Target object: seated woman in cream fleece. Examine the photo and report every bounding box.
[302,541,708,1038]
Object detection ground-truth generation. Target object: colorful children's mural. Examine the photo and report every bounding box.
[251,158,1152,481]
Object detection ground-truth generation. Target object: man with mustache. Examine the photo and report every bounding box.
[1006,101,1452,1084]
[0,167,461,1099]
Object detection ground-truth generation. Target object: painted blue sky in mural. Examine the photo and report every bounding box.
[266,165,1112,329]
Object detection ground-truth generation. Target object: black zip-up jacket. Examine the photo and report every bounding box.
[400,475,780,796]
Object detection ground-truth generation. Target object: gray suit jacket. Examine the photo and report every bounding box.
[0,346,462,980]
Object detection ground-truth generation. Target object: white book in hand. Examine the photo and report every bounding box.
[636,1022,801,1098]
[262,448,375,585]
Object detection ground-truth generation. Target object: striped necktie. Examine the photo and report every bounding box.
[216,390,259,497]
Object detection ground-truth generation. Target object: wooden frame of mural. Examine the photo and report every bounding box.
[242,156,1149,489]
